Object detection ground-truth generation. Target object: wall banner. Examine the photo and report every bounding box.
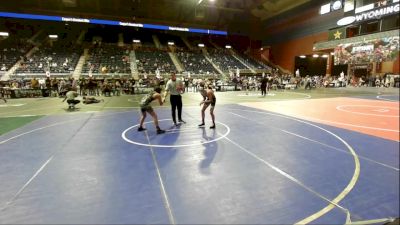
[334,36,399,65]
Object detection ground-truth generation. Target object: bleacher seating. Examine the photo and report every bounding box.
[240,54,270,70]
[208,49,247,72]
[0,37,33,72]
[1,21,276,81]
[206,35,269,70]
[82,43,131,74]
[15,40,81,75]
[176,50,217,75]
[135,49,175,74]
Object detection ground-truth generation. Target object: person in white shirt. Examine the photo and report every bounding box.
[164,72,185,126]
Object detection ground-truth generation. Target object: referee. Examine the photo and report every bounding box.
[164,72,186,126]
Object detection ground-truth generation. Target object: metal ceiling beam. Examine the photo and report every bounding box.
[202,5,244,13]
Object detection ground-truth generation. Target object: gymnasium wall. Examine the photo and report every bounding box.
[268,32,328,73]
[260,1,341,73]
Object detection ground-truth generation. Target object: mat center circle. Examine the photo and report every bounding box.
[122,119,230,148]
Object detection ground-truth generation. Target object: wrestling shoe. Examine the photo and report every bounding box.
[138,127,146,132]
[157,129,166,134]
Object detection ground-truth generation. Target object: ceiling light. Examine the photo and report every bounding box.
[0,32,9,37]
[322,54,328,58]
[49,35,58,39]
[225,45,231,49]
[133,39,140,43]
[331,52,335,55]
[198,43,205,47]
[168,42,174,45]
[313,54,319,58]
[299,55,306,58]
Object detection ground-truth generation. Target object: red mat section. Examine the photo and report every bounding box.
[241,97,399,142]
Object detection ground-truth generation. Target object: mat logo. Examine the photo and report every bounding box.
[372,108,389,113]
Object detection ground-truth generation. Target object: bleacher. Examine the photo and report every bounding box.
[135,49,175,74]
[240,54,270,70]
[82,43,131,75]
[207,35,270,70]
[176,49,217,75]
[1,23,275,81]
[0,37,33,73]
[208,49,247,72]
[15,41,81,75]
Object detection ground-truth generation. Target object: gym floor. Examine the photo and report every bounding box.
[0,87,399,224]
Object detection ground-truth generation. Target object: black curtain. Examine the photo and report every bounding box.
[294,56,327,77]
[332,64,348,77]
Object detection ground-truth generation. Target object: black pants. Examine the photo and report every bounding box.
[67,99,80,105]
[261,85,266,96]
[170,95,182,123]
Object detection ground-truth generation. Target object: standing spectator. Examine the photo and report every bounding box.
[305,76,312,90]
[45,76,51,97]
[184,77,189,93]
[261,75,268,96]
[130,79,136,94]
[267,75,273,91]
